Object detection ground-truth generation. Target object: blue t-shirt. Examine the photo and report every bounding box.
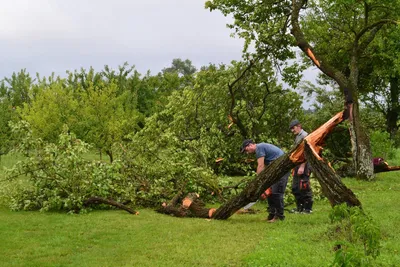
[255,143,284,165]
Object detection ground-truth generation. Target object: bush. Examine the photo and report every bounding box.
[329,204,381,266]
[370,130,395,160]
[5,122,131,213]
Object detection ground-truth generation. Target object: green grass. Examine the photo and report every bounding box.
[0,204,334,267]
[0,153,399,266]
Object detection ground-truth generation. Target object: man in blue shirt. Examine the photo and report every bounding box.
[241,139,290,222]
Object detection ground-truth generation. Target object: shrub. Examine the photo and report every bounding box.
[329,204,381,266]
[370,130,395,160]
[5,121,131,213]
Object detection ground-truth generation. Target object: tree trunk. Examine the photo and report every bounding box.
[304,142,361,207]
[348,102,374,180]
[212,152,296,220]
[291,1,375,181]
[106,149,113,163]
[387,76,399,141]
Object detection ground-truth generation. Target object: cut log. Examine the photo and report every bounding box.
[157,193,216,218]
[373,158,400,173]
[156,204,189,217]
[380,166,400,172]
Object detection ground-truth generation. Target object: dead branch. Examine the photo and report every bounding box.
[84,196,138,214]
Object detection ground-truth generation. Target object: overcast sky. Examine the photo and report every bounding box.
[0,0,246,79]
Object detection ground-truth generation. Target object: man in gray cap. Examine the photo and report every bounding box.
[240,139,290,222]
[289,120,314,213]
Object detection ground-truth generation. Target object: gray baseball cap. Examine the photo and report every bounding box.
[240,139,254,153]
[289,119,300,129]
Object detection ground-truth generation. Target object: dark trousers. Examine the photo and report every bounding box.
[292,164,313,211]
[267,172,290,219]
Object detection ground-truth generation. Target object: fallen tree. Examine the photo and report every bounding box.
[212,111,361,219]
[158,105,363,220]
[373,158,400,173]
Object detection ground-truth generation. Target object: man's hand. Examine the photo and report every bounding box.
[298,165,305,175]
[297,162,307,175]
[260,188,272,200]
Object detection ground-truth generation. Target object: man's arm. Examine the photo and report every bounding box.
[297,131,308,175]
[257,157,265,174]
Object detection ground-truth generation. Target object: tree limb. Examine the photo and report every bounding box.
[290,0,349,89]
[227,60,257,137]
[84,196,138,214]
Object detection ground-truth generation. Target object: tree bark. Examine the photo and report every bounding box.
[304,142,361,207]
[348,101,374,180]
[157,193,215,218]
[387,76,400,140]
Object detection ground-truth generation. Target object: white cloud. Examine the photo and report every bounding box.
[0,0,244,77]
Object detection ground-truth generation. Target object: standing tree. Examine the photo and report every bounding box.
[162,61,303,175]
[359,27,400,142]
[162,58,197,77]
[79,80,142,163]
[18,80,80,143]
[206,0,400,180]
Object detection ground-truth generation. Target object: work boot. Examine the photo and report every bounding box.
[289,208,299,214]
[289,204,303,214]
[267,215,284,223]
[267,213,275,220]
[303,200,313,214]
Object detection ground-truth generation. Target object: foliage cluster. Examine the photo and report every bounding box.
[1,56,398,212]
[5,122,130,213]
[369,130,396,160]
[4,119,226,212]
[329,204,381,266]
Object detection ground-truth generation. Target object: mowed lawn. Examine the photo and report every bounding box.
[0,154,399,266]
[0,203,336,267]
